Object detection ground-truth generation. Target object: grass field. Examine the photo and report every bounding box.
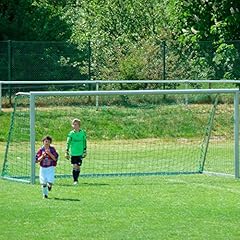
[2,137,235,183]
[1,137,240,240]
[1,174,240,240]
[0,99,239,239]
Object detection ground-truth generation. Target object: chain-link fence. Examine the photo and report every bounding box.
[1,41,90,81]
[1,40,240,97]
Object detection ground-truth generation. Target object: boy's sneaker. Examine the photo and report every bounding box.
[73,181,78,185]
[48,184,52,191]
[43,195,48,199]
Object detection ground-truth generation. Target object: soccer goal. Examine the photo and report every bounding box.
[1,89,239,184]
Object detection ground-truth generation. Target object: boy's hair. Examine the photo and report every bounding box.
[42,135,52,143]
[72,118,81,125]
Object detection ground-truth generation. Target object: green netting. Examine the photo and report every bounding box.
[1,92,237,183]
[2,95,30,182]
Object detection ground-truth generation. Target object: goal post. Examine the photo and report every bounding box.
[234,91,239,178]
[199,95,219,173]
[1,88,239,184]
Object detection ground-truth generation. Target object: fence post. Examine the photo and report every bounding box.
[8,40,12,106]
[0,82,2,112]
[162,40,166,81]
[162,41,166,100]
[184,81,188,105]
[88,40,91,81]
[96,81,99,110]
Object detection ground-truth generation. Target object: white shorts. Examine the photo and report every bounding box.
[39,166,55,185]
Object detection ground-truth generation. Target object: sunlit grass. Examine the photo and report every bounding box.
[0,100,239,239]
[1,137,235,184]
[1,175,240,239]
[0,103,235,142]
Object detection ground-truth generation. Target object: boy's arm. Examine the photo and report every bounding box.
[35,149,44,163]
[47,147,58,161]
[82,131,87,158]
[65,134,71,159]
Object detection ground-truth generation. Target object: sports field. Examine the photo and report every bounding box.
[1,138,240,240]
[1,97,240,239]
[1,172,240,239]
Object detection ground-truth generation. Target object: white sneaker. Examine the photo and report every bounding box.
[73,181,78,185]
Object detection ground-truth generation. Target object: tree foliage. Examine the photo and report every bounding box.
[169,0,240,79]
[1,0,240,81]
[170,0,240,42]
[67,0,170,43]
[0,0,71,40]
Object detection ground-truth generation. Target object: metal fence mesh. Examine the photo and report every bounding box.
[1,40,240,96]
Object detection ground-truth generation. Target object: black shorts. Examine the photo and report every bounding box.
[71,156,83,166]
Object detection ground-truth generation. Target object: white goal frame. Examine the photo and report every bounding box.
[17,88,239,184]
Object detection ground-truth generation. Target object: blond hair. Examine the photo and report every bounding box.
[72,118,81,125]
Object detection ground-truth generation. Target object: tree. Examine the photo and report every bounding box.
[67,0,171,80]
[0,0,71,40]
[169,0,240,79]
[0,0,90,85]
[169,0,240,42]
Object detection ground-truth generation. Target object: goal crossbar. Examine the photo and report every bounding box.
[21,88,240,97]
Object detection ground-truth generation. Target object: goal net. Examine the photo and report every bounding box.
[1,89,239,183]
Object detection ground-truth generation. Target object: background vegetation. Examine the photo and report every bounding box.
[1,0,240,86]
[0,99,235,142]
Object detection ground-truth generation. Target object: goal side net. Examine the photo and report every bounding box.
[1,89,239,183]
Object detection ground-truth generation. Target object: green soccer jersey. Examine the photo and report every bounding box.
[66,129,87,156]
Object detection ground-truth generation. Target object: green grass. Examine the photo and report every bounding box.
[0,103,235,142]
[0,110,11,141]
[0,101,239,239]
[1,175,240,240]
[2,138,235,182]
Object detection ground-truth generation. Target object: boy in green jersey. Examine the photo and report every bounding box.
[65,118,87,185]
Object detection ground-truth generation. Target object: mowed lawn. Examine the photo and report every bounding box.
[0,102,240,239]
[0,174,240,240]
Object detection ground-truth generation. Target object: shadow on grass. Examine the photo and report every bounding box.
[52,197,80,202]
[82,182,110,186]
[58,182,110,187]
